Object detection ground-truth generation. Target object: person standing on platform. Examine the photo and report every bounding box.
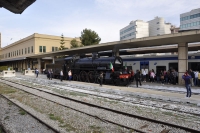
[135,70,142,87]
[99,71,103,86]
[47,70,50,79]
[194,70,198,86]
[50,69,53,80]
[182,72,192,98]
[35,68,39,78]
[160,70,164,85]
[60,69,63,82]
[43,68,45,74]
[142,69,146,82]
[68,70,72,81]
[130,69,134,82]
[150,70,155,83]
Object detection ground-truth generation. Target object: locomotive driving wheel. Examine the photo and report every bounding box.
[79,71,88,82]
[73,74,78,81]
[88,71,95,83]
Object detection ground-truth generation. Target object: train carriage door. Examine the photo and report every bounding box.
[156,66,166,74]
[140,61,149,81]
[140,61,149,71]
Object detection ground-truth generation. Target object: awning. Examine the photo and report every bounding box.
[0,57,26,62]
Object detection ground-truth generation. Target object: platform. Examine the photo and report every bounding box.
[15,72,200,106]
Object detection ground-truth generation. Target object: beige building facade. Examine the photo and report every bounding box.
[0,33,80,72]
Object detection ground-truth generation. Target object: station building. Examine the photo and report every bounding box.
[180,8,200,31]
[120,17,172,40]
[0,33,80,72]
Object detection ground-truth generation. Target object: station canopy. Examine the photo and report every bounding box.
[0,0,36,14]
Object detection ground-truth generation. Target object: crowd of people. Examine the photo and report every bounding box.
[128,68,200,98]
[130,68,200,87]
[34,67,200,98]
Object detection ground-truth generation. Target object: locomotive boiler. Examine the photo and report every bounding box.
[46,54,132,85]
[64,54,132,85]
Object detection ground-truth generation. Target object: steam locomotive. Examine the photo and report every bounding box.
[46,54,132,86]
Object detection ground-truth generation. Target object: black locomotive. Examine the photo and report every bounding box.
[46,54,132,85]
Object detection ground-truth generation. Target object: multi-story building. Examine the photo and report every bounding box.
[148,17,172,36]
[120,20,149,41]
[0,33,80,71]
[180,8,200,31]
[120,17,172,40]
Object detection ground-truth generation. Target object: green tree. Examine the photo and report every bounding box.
[80,28,101,46]
[70,39,79,48]
[59,34,68,50]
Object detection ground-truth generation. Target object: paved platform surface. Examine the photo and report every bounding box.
[16,72,200,105]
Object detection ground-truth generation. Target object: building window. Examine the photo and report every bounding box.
[19,50,20,55]
[28,47,30,53]
[39,46,42,52]
[31,46,33,53]
[157,28,160,30]
[9,53,10,57]
[52,47,54,52]
[55,47,58,51]
[157,22,159,24]
[157,34,160,36]
[17,50,18,56]
[15,51,16,56]
[25,48,27,54]
[22,49,23,55]
[43,46,46,53]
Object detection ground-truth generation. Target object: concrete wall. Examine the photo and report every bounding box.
[136,21,149,38]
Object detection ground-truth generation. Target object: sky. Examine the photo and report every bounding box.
[0,0,200,47]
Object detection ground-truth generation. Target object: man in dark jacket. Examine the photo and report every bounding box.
[182,72,192,98]
[135,70,142,87]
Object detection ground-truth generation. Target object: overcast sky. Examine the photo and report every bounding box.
[0,0,200,47]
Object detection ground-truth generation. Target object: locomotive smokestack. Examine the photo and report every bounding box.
[92,52,99,59]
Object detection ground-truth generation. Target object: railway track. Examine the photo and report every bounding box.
[0,93,59,133]
[0,78,199,133]
[51,83,200,116]
[5,77,200,117]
